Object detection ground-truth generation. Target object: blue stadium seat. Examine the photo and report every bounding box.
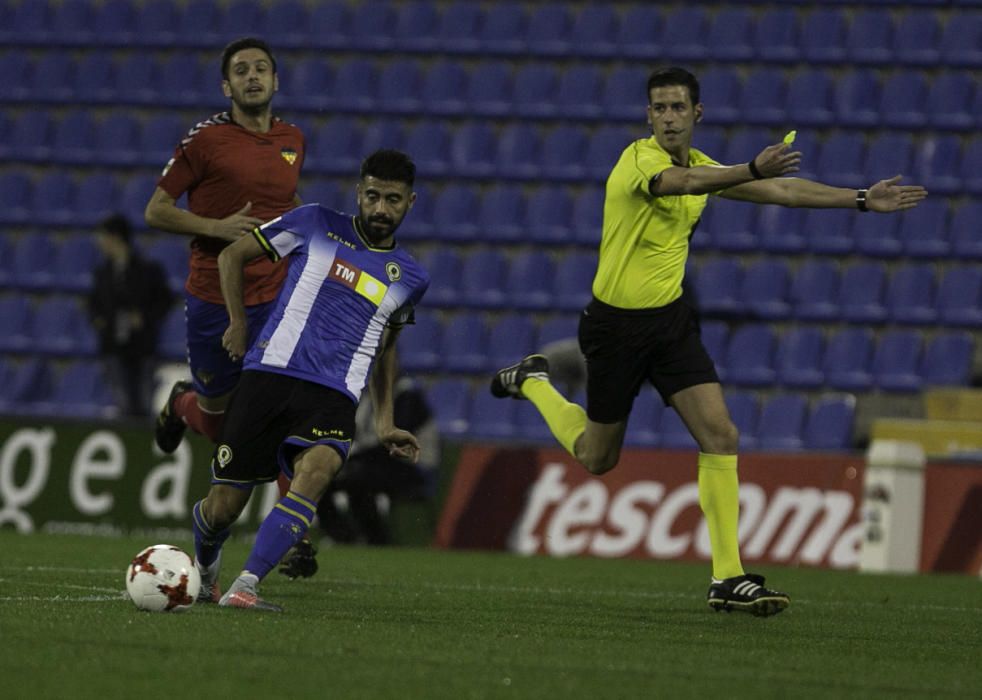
[571,185,605,246]
[741,259,791,320]
[928,73,977,131]
[552,252,596,313]
[846,9,894,65]
[505,251,555,311]
[468,391,517,440]
[478,2,526,56]
[48,0,95,46]
[466,62,513,118]
[886,263,937,325]
[515,399,554,442]
[477,185,526,244]
[398,312,443,373]
[459,250,507,309]
[725,324,777,387]
[662,7,709,61]
[853,210,903,258]
[900,198,950,258]
[29,50,75,103]
[804,208,854,256]
[940,12,982,67]
[46,109,97,166]
[555,65,605,121]
[738,68,787,126]
[2,109,52,163]
[362,116,406,154]
[839,261,887,323]
[585,127,636,181]
[601,66,649,121]
[11,232,56,290]
[306,118,361,177]
[803,395,856,451]
[398,182,433,241]
[74,173,119,227]
[721,126,772,168]
[815,132,867,191]
[486,314,537,371]
[331,58,378,113]
[893,10,941,65]
[419,249,467,311]
[215,0,267,44]
[450,121,497,178]
[568,4,619,59]
[0,296,34,353]
[0,2,49,47]
[727,390,760,451]
[0,236,14,288]
[694,258,742,318]
[800,8,847,63]
[921,332,975,387]
[144,237,189,293]
[427,378,472,439]
[937,267,982,327]
[757,394,807,451]
[31,172,76,227]
[264,0,314,50]
[792,259,840,321]
[706,8,754,61]
[32,296,97,357]
[834,71,881,129]
[377,61,424,115]
[74,52,116,104]
[873,329,924,392]
[433,3,482,54]
[495,123,541,180]
[754,8,799,63]
[824,328,874,391]
[525,3,572,57]
[392,0,438,53]
[541,127,589,182]
[49,360,119,418]
[406,121,451,178]
[787,69,835,127]
[442,314,489,373]
[91,0,138,47]
[432,184,481,243]
[1,50,35,102]
[137,114,184,167]
[281,56,335,112]
[659,407,698,449]
[94,113,141,167]
[420,60,468,116]
[699,321,729,370]
[950,201,982,259]
[527,186,575,245]
[757,205,806,255]
[698,68,741,126]
[174,0,220,48]
[613,6,663,60]
[154,53,206,108]
[52,234,99,293]
[777,327,825,389]
[134,0,182,49]
[913,135,963,195]
[879,72,929,128]
[512,64,560,119]
[625,389,664,448]
[120,174,158,227]
[0,359,53,417]
[536,315,579,350]
[0,174,33,226]
[707,197,757,252]
[157,303,187,362]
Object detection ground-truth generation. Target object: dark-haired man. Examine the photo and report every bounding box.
[191,150,429,612]
[491,67,928,616]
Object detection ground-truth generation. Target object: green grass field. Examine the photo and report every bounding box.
[0,531,979,699]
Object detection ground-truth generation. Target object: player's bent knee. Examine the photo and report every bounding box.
[699,421,739,455]
[203,485,249,530]
[292,445,343,495]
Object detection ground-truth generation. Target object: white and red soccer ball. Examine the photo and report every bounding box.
[125,544,200,613]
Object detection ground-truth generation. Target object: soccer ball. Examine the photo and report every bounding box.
[125,544,201,613]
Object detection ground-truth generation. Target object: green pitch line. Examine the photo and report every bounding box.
[0,532,978,700]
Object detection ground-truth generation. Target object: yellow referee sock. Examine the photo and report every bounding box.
[698,452,745,580]
[521,377,586,457]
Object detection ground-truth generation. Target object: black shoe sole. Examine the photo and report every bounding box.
[708,596,790,617]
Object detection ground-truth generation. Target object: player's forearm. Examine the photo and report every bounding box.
[145,199,218,238]
[370,343,399,434]
[654,163,757,196]
[217,246,248,325]
[722,177,857,208]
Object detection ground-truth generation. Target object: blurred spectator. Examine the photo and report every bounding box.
[318,375,440,545]
[86,214,172,416]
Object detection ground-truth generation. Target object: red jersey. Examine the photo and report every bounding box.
[157,112,305,305]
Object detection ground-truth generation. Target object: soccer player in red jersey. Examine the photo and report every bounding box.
[144,37,316,581]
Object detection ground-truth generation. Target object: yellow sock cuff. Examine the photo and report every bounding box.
[698,452,738,471]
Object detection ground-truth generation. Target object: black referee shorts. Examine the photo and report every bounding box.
[578,296,719,424]
[211,370,356,488]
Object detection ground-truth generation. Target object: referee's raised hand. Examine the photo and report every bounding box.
[865,175,929,212]
[751,142,802,178]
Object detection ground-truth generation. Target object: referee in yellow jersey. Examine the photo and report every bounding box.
[491,66,928,616]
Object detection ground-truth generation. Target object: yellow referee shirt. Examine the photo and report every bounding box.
[592,136,719,309]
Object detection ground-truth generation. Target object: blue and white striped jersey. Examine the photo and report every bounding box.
[245,204,429,403]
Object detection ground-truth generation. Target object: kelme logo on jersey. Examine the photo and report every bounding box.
[328,258,388,306]
[280,148,298,165]
[385,262,402,282]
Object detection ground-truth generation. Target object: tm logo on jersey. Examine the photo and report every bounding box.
[329,258,388,306]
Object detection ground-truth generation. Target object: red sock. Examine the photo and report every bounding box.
[173,391,226,443]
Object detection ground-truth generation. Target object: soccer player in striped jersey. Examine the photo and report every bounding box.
[190,150,429,611]
[491,67,927,616]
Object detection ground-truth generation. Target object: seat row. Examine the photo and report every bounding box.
[429,378,857,451]
[0,357,119,419]
[401,310,974,392]
[4,47,980,131]
[2,1,978,67]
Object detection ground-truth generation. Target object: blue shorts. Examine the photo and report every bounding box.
[184,292,275,398]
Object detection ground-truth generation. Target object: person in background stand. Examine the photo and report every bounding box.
[87,214,173,416]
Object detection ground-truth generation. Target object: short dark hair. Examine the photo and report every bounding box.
[99,214,132,244]
[360,149,416,187]
[646,67,700,106]
[220,37,276,80]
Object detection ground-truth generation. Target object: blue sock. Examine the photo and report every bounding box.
[243,491,317,580]
[192,499,231,568]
